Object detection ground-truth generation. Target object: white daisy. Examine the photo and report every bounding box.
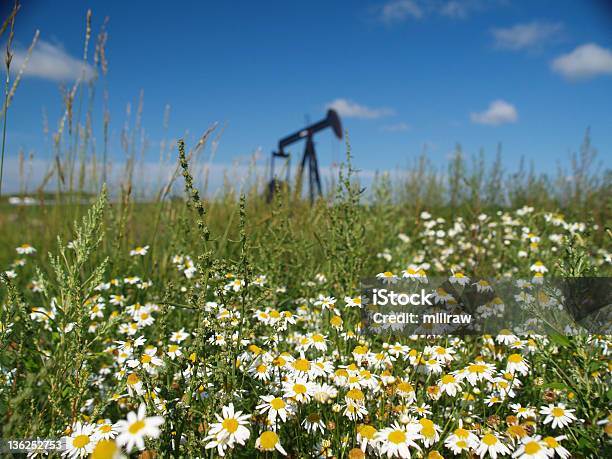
[506,354,530,376]
[542,436,570,459]
[62,422,99,458]
[376,271,399,284]
[283,378,313,403]
[16,243,36,254]
[539,404,577,429]
[438,374,462,397]
[475,433,510,459]
[95,420,118,440]
[256,395,291,424]
[129,245,149,256]
[512,436,550,459]
[375,422,422,458]
[115,403,164,453]
[256,431,287,455]
[204,403,251,456]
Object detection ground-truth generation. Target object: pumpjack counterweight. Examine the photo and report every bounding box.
[268,109,343,202]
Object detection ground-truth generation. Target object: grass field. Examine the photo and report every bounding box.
[1,5,612,459]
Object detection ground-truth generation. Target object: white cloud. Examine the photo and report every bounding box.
[381,122,411,132]
[379,0,484,23]
[380,0,423,23]
[11,40,96,82]
[440,0,475,18]
[551,43,612,80]
[491,21,563,51]
[470,100,518,126]
[326,98,394,119]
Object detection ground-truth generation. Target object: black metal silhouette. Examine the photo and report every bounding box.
[268,109,343,202]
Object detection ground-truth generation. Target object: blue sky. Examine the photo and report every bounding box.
[3,0,612,192]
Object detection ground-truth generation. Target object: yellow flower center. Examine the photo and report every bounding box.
[72,435,90,449]
[468,364,487,374]
[441,374,455,384]
[270,398,285,410]
[482,434,498,446]
[551,407,565,417]
[524,441,541,454]
[353,346,367,355]
[397,382,414,393]
[91,440,118,459]
[141,354,152,364]
[127,373,140,385]
[388,430,406,444]
[128,420,145,434]
[259,431,278,450]
[508,425,526,438]
[419,419,436,438]
[359,425,376,439]
[293,384,307,394]
[347,389,365,401]
[222,418,239,433]
[508,354,523,363]
[454,428,469,438]
[543,437,559,448]
[293,359,310,372]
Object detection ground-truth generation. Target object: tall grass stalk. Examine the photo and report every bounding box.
[0,2,18,198]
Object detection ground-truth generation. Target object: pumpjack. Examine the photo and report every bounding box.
[267,109,343,202]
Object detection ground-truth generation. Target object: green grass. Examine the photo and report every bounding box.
[0,148,611,457]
